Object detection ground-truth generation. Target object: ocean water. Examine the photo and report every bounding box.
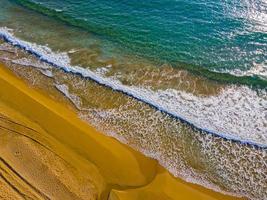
[0,0,267,199]
[10,0,267,82]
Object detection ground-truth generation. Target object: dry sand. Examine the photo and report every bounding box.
[0,63,245,199]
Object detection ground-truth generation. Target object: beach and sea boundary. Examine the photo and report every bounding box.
[0,63,245,199]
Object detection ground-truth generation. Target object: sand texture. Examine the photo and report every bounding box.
[0,63,245,199]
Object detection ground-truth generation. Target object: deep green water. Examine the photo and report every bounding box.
[0,0,266,145]
[0,1,267,199]
[11,0,267,83]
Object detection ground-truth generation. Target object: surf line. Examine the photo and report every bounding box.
[1,30,266,150]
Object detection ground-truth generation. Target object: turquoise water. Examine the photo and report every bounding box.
[12,0,267,82]
[0,1,267,199]
[0,0,265,147]
[0,0,265,148]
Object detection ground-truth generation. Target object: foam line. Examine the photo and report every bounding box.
[0,28,266,149]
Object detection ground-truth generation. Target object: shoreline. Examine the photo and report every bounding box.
[0,29,266,149]
[0,63,245,199]
[11,0,267,88]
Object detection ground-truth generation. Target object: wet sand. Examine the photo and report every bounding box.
[0,63,245,199]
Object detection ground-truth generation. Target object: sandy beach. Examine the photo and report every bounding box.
[0,62,246,200]
[0,0,266,198]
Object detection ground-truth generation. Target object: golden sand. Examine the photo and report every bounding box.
[0,63,245,199]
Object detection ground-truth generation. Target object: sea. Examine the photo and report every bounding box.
[0,0,266,199]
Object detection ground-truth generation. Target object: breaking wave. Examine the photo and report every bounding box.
[1,27,266,148]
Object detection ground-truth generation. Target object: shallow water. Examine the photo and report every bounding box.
[1,39,267,200]
[0,0,266,199]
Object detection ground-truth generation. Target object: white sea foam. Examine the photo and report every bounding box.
[11,57,51,70]
[226,62,267,80]
[1,27,266,200]
[55,83,82,109]
[55,81,266,200]
[0,27,266,148]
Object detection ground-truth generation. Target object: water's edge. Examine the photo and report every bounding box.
[11,0,267,89]
[1,29,266,150]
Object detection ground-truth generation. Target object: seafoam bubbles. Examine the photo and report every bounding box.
[11,57,54,77]
[53,77,267,200]
[1,27,266,147]
[1,27,267,200]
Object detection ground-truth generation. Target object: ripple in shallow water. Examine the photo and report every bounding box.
[0,30,266,147]
[0,39,266,200]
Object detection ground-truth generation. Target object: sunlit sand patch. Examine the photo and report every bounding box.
[0,59,245,200]
[0,41,264,199]
[0,1,265,199]
[0,106,105,200]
